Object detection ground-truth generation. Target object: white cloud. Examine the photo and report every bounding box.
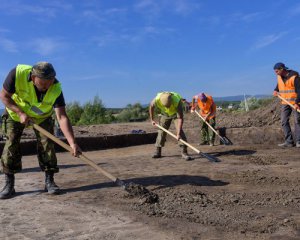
[251,32,287,50]
[240,12,266,22]
[0,1,72,18]
[0,37,18,53]
[134,0,200,16]
[173,0,200,15]
[92,25,176,47]
[29,38,65,56]
[288,4,300,16]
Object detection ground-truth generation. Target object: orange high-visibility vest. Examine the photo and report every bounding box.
[277,75,297,105]
[197,95,216,120]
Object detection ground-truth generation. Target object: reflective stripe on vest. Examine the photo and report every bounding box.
[197,95,216,120]
[6,64,62,124]
[278,75,297,105]
[155,92,182,117]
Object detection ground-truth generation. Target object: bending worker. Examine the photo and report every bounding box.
[149,92,192,160]
[273,62,300,148]
[191,93,216,146]
[0,62,81,199]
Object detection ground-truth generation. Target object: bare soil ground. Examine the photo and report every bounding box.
[1,98,300,239]
[0,143,299,240]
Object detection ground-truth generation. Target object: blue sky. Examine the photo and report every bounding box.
[1,0,300,107]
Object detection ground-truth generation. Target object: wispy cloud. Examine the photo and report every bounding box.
[0,37,18,53]
[0,28,10,33]
[134,0,200,17]
[0,1,72,18]
[225,11,267,27]
[28,38,66,56]
[200,11,268,29]
[173,0,200,15]
[78,7,127,25]
[251,32,287,50]
[240,12,266,22]
[92,26,176,47]
[288,3,300,16]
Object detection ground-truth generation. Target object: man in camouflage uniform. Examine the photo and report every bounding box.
[0,62,81,199]
[149,92,192,160]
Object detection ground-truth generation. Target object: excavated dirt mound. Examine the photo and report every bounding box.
[124,182,159,204]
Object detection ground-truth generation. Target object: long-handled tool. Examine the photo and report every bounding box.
[277,94,300,113]
[32,123,127,189]
[154,123,220,162]
[32,123,159,203]
[193,111,232,145]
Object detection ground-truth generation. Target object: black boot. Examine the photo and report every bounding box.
[152,147,162,158]
[181,146,192,161]
[45,172,60,194]
[0,173,15,199]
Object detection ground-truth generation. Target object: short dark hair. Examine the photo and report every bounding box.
[32,62,56,79]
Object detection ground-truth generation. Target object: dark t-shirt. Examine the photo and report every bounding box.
[3,68,66,108]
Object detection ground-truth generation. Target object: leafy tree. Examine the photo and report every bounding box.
[239,97,273,111]
[116,103,148,122]
[66,101,84,125]
[78,96,108,125]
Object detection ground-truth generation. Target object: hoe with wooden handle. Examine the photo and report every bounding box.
[154,123,220,162]
[277,94,300,113]
[32,123,127,189]
[193,110,232,145]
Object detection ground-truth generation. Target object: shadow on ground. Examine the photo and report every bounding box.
[210,149,256,157]
[57,175,229,194]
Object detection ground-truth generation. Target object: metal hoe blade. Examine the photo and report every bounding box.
[200,152,220,163]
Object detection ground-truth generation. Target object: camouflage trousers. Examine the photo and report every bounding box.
[200,117,216,144]
[155,115,188,148]
[1,115,58,174]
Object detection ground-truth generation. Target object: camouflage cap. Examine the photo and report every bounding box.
[32,62,56,79]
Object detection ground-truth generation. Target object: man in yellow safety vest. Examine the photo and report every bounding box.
[0,62,81,199]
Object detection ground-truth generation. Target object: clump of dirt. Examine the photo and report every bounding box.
[124,182,159,204]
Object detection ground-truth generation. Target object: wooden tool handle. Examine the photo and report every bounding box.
[154,123,200,154]
[194,111,219,136]
[277,95,300,113]
[33,123,118,182]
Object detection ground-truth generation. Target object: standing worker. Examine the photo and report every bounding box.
[0,62,81,199]
[191,93,216,146]
[149,92,192,160]
[273,62,300,147]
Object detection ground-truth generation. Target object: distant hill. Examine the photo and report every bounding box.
[214,94,272,102]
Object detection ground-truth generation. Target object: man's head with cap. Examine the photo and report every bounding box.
[32,62,56,80]
[198,93,207,102]
[160,92,172,108]
[273,62,288,70]
[273,62,288,76]
[31,62,56,92]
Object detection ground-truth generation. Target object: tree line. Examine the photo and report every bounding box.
[66,96,149,125]
[66,96,274,125]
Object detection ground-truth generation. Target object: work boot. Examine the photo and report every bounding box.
[278,142,294,147]
[152,147,162,158]
[45,172,60,194]
[0,173,15,199]
[181,146,192,161]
